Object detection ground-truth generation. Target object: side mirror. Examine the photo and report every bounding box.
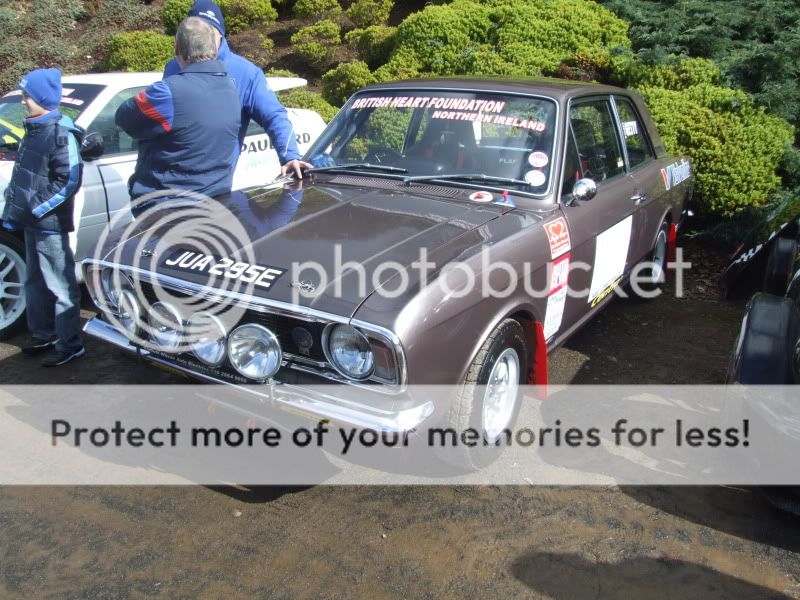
[571,178,597,202]
[80,132,104,161]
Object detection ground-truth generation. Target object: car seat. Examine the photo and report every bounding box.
[409,119,477,171]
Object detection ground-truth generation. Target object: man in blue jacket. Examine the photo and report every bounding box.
[2,68,85,366]
[116,17,240,214]
[164,0,311,179]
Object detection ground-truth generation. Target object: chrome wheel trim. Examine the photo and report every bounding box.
[482,348,520,442]
[0,243,26,331]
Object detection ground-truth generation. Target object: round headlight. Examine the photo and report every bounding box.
[117,289,142,339]
[325,324,374,380]
[227,323,282,380]
[148,302,183,352]
[100,267,120,308]
[100,267,134,310]
[188,312,227,366]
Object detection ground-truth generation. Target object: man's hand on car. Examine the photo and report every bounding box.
[282,159,313,179]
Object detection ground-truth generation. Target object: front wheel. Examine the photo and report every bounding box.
[443,318,528,469]
[0,232,26,339]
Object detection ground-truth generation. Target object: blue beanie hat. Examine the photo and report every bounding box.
[19,68,62,111]
[189,0,226,35]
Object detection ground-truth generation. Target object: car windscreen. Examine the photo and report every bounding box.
[305,90,558,196]
[0,83,105,149]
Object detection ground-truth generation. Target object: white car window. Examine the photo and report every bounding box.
[86,87,145,156]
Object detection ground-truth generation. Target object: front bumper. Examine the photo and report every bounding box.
[84,316,434,433]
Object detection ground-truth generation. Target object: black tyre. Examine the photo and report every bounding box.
[0,231,26,339]
[443,318,528,469]
[627,221,668,299]
[763,237,797,296]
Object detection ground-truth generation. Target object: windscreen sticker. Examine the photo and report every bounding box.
[528,152,549,168]
[350,96,547,131]
[544,216,571,259]
[469,191,493,203]
[661,159,691,191]
[352,96,507,112]
[544,253,570,340]
[524,169,546,187]
[588,216,632,304]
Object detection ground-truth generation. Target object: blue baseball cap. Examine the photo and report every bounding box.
[188,0,226,35]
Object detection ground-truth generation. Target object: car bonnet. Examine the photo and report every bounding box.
[99,179,517,317]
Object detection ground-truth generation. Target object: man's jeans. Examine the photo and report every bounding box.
[24,230,82,353]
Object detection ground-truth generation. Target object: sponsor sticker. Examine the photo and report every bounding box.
[590,277,622,308]
[544,253,570,340]
[528,151,549,168]
[161,249,286,290]
[661,159,692,191]
[524,169,547,187]
[469,191,494,203]
[544,216,571,259]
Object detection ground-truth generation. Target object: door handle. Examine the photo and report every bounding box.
[631,192,647,204]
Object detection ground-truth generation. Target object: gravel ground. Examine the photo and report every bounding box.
[2,242,799,599]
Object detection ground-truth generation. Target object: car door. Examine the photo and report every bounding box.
[81,85,146,255]
[612,94,663,263]
[557,96,641,330]
[234,108,325,190]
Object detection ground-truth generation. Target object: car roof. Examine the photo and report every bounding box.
[61,72,309,93]
[63,72,162,88]
[361,76,631,100]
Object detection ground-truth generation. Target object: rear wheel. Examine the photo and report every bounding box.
[627,221,668,299]
[443,318,527,469]
[763,237,797,296]
[0,232,26,339]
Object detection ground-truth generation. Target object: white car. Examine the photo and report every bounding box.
[0,72,327,337]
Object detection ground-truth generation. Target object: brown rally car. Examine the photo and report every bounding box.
[82,78,693,449]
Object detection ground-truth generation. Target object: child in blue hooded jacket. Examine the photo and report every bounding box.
[1,68,85,366]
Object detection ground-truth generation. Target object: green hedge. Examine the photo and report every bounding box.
[640,85,794,216]
[106,31,175,72]
[344,25,396,69]
[346,0,393,29]
[290,19,340,68]
[321,60,373,106]
[380,0,630,78]
[293,0,341,19]
[162,0,277,35]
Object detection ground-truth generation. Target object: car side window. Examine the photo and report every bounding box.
[615,97,654,170]
[561,131,582,198]
[568,100,624,182]
[86,87,145,156]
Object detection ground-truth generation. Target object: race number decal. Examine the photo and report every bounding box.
[544,216,571,259]
[161,250,286,290]
[588,216,632,304]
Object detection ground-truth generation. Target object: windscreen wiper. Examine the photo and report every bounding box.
[308,163,408,174]
[403,173,530,187]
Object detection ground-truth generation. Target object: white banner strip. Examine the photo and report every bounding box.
[0,385,796,485]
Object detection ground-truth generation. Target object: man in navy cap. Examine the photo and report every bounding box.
[116,17,240,213]
[164,0,312,180]
[2,68,85,366]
